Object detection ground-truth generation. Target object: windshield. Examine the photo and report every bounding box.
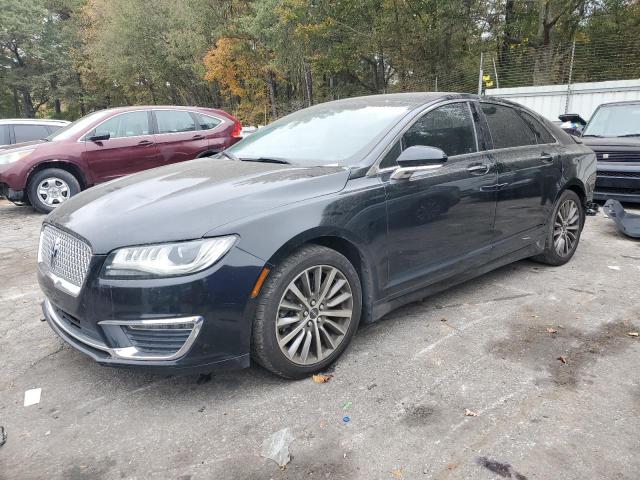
[226,102,412,166]
[46,110,108,141]
[583,104,640,137]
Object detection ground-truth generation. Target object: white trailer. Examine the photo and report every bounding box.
[487,79,640,122]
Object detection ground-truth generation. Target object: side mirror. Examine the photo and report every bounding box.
[391,145,447,180]
[87,133,110,142]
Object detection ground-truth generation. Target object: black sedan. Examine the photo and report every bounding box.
[38,93,596,378]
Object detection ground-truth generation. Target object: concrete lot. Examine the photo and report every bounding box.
[0,200,639,480]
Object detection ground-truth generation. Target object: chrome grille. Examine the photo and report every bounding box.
[596,151,640,162]
[39,225,92,289]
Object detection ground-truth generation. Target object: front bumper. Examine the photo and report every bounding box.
[0,182,25,203]
[594,162,640,203]
[38,245,265,373]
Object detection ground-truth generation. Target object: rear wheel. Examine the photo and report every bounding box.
[532,190,584,266]
[251,245,362,378]
[28,168,80,214]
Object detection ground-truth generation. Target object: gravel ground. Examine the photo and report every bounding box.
[0,199,639,480]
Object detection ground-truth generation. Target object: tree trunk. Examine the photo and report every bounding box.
[303,59,313,107]
[54,99,61,116]
[20,89,35,118]
[12,87,19,116]
[267,70,277,119]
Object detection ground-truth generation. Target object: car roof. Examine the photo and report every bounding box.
[597,100,640,107]
[0,119,70,125]
[320,92,479,109]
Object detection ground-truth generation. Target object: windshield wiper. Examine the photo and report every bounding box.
[218,150,239,161]
[240,157,291,165]
[617,134,640,138]
[582,134,602,137]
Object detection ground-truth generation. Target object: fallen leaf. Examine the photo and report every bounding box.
[391,468,403,479]
[557,356,567,364]
[447,463,458,470]
[342,401,352,410]
[546,327,558,334]
[440,318,447,322]
[464,408,479,417]
[312,374,333,383]
[627,332,639,337]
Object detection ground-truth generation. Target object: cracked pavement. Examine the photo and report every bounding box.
[0,200,639,480]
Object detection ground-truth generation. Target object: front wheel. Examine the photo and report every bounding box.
[251,245,362,378]
[532,190,585,266]
[27,168,81,214]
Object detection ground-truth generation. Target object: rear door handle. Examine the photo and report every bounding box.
[467,164,490,175]
[540,153,555,164]
[192,134,205,140]
[138,140,154,146]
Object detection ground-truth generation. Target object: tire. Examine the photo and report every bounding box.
[532,190,585,266]
[251,244,362,379]
[27,168,81,214]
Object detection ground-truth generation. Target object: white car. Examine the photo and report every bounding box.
[0,119,70,148]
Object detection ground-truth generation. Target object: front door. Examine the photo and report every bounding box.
[83,110,159,183]
[381,101,498,296]
[152,110,209,165]
[479,102,562,256]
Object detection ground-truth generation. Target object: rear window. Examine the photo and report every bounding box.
[195,113,222,130]
[481,104,538,149]
[519,111,556,144]
[14,124,50,143]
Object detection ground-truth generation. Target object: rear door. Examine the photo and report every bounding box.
[0,125,9,146]
[83,110,159,182]
[381,101,498,295]
[480,102,561,256]
[152,109,209,165]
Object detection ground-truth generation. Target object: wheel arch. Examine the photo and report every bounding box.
[263,230,376,324]
[26,160,88,192]
[559,179,587,207]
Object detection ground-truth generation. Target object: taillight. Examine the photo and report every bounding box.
[231,119,242,138]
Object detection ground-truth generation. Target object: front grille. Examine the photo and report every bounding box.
[596,151,640,162]
[39,225,92,289]
[598,171,640,178]
[123,325,193,356]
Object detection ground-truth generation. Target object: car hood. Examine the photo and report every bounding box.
[47,158,350,254]
[0,139,46,152]
[581,136,640,149]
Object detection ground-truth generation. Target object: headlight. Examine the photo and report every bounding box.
[102,236,237,278]
[0,149,35,165]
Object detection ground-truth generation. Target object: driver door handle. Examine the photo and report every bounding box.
[467,163,490,175]
[138,140,154,146]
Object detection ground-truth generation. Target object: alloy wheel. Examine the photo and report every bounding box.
[37,177,70,207]
[275,265,354,366]
[553,198,580,257]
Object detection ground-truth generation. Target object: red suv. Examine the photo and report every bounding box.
[0,106,242,212]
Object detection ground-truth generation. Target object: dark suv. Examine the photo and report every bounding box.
[0,106,242,212]
[581,100,640,202]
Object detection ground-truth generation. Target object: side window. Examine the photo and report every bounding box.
[0,125,9,145]
[519,111,556,144]
[94,112,150,139]
[195,113,222,130]
[403,103,477,157]
[379,141,402,169]
[14,124,50,143]
[481,104,537,149]
[155,110,197,134]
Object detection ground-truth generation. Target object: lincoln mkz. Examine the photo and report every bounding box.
[38,93,596,378]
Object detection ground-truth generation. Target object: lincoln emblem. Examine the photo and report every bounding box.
[51,237,61,268]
